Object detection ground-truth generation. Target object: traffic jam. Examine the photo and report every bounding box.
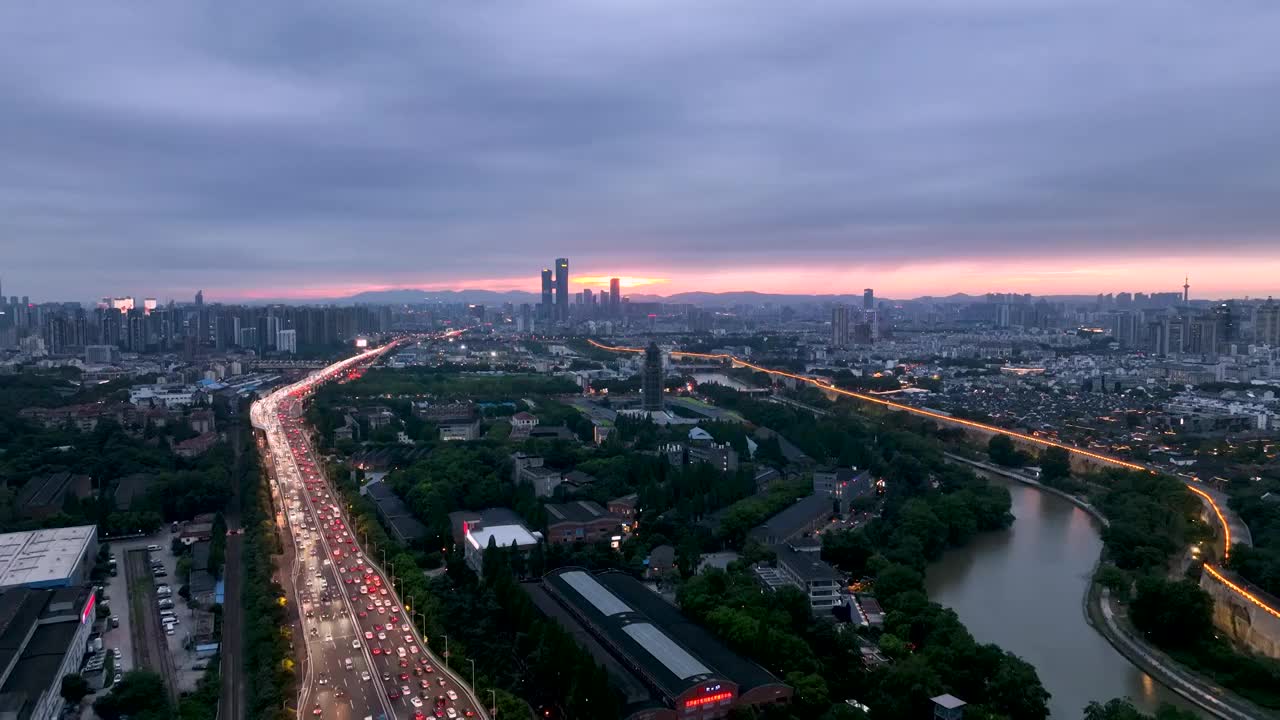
[262,342,477,720]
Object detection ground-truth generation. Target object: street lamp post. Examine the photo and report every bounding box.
[489,689,497,718]
[443,634,449,668]
[468,658,475,691]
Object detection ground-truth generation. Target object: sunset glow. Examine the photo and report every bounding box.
[204,254,1280,302]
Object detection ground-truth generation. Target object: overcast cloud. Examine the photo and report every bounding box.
[2,1,1279,301]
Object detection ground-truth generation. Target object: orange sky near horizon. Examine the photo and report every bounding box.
[220,255,1280,302]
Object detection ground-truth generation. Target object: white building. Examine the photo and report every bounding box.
[0,525,98,591]
[128,383,198,408]
[277,329,297,355]
[462,518,541,576]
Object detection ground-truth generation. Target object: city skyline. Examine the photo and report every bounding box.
[3,3,1279,301]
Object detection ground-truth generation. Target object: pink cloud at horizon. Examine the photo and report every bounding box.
[210,255,1280,302]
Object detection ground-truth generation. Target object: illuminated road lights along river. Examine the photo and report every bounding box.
[586,338,1279,617]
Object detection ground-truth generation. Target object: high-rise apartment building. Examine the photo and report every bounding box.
[831,305,849,347]
[642,342,664,412]
[863,288,874,311]
[609,278,621,317]
[1256,299,1280,347]
[540,268,554,322]
[277,328,297,354]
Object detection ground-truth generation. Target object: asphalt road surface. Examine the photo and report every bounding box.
[253,337,487,720]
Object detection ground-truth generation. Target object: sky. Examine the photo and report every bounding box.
[3,1,1279,303]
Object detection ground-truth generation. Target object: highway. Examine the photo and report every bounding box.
[252,335,487,720]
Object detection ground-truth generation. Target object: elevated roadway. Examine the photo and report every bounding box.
[253,335,488,720]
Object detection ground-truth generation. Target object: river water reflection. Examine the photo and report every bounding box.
[924,474,1201,718]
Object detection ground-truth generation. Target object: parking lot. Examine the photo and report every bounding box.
[96,529,217,697]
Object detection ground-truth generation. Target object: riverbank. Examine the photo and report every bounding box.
[943,453,1271,720]
[942,453,1109,526]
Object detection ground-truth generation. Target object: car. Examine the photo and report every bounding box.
[312,704,322,716]
[378,607,386,615]
[409,645,419,654]
[372,647,382,655]
[388,690,401,700]
[113,673,123,684]
[464,710,475,718]
[365,631,373,640]
[446,709,458,720]
[399,673,409,681]
[402,685,412,697]
[377,632,386,641]
[352,640,361,649]
[401,624,410,632]
[404,635,413,643]
[414,713,426,720]
[113,648,122,659]
[382,671,392,681]
[380,588,389,595]
[358,611,367,618]
[399,658,409,667]
[446,690,458,702]
[411,696,424,708]
[361,671,371,682]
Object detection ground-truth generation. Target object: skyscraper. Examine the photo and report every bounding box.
[555,258,569,322]
[1255,299,1280,347]
[609,278,621,317]
[540,269,553,322]
[642,342,664,412]
[195,289,204,307]
[831,305,849,347]
[863,288,875,311]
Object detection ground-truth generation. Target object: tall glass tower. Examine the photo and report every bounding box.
[555,258,569,322]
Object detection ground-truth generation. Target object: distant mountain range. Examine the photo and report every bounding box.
[250,288,1115,306]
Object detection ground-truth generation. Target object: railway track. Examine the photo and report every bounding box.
[124,547,179,702]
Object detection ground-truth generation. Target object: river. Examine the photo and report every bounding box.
[924,474,1202,718]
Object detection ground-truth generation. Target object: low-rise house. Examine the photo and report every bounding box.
[17,473,92,519]
[607,494,638,521]
[511,453,562,497]
[812,466,873,513]
[174,432,219,458]
[439,418,482,441]
[188,408,216,434]
[754,542,843,615]
[360,406,396,430]
[509,412,539,438]
[559,470,599,493]
[646,544,677,578]
[747,493,832,546]
[544,501,623,545]
[363,481,429,544]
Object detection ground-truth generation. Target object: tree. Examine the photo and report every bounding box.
[1084,698,1201,720]
[988,435,1024,467]
[61,673,91,704]
[94,670,173,720]
[784,671,830,710]
[1130,577,1213,649]
[1039,446,1072,486]
[1095,565,1132,600]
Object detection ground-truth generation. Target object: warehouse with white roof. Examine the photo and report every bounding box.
[0,526,98,591]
